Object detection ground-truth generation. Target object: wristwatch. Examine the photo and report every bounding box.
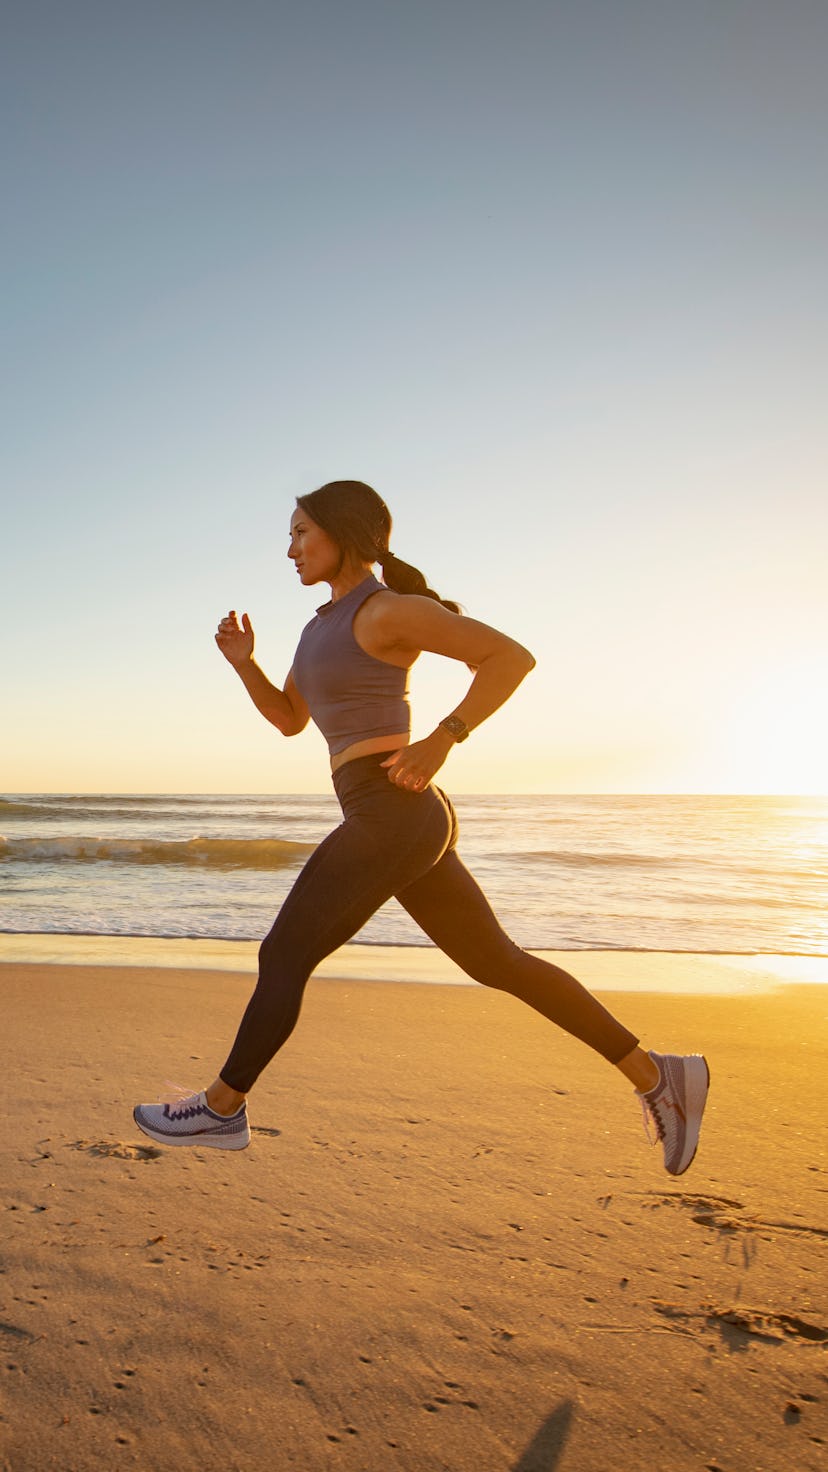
[439,714,469,743]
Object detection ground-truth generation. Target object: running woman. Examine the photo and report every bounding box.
[134,481,709,1174]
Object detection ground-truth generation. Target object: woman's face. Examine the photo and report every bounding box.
[287,508,342,585]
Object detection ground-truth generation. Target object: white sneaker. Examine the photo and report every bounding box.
[133,1090,250,1150]
[638,1052,709,1175]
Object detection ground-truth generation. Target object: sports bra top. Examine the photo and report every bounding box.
[290,575,411,757]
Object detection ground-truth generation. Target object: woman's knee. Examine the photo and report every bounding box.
[458,935,528,992]
[258,930,279,973]
[257,931,301,992]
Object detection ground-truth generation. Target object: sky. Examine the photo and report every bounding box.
[3,0,826,794]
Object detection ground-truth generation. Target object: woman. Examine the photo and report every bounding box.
[134,481,709,1174]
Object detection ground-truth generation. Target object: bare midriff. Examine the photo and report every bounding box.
[330,732,410,774]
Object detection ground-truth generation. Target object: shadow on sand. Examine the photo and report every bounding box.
[512,1399,575,1471]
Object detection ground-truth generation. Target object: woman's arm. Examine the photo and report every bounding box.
[363,594,535,786]
[215,611,310,737]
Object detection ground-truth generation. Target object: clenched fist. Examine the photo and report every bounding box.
[215,610,254,668]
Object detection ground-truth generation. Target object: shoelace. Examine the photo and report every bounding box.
[157,1082,203,1119]
[639,1093,665,1147]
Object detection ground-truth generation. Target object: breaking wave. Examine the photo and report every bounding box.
[0,835,315,871]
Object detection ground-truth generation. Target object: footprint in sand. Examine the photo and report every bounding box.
[68,1140,163,1162]
[653,1300,828,1344]
[641,1190,828,1241]
[706,1306,828,1344]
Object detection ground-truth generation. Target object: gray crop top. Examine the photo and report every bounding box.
[291,575,411,756]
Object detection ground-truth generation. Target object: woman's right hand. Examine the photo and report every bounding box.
[215,610,254,667]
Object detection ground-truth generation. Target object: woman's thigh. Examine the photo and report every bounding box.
[262,786,455,970]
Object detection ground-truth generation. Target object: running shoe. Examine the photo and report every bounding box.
[133,1090,250,1150]
[638,1052,710,1176]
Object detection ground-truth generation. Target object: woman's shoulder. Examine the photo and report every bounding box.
[352,586,421,659]
[358,587,459,652]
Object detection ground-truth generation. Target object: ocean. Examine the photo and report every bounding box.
[1,793,827,958]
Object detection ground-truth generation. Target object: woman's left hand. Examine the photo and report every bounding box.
[380,732,453,791]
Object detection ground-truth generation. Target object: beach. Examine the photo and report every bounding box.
[2,958,826,1471]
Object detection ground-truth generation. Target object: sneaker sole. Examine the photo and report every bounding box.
[133,1109,251,1151]
[672,1055,710,1175]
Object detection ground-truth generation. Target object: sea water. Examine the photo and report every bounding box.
[2,793,827,957]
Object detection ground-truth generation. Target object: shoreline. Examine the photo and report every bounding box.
[2,930,828,994]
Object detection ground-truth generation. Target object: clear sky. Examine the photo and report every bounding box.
[3,1,826,794]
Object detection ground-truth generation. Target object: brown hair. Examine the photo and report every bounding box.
[296,480,460,612]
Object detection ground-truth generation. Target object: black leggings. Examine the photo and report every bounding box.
[220,755,639,1092]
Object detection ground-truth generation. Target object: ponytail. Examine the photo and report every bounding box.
[379,549,461,615]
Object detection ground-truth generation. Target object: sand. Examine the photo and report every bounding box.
[1,960,826,1471]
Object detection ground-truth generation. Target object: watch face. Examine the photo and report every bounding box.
[441,715,468,741]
